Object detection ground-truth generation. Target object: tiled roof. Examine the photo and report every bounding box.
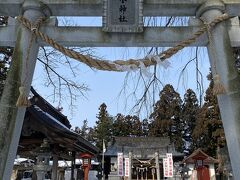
[105,137,183,158]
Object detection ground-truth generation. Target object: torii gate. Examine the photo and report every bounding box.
[0,0,240,179]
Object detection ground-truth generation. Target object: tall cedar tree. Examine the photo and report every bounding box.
[79,119,89,139]
[125,115,142,136]
[149,84,183,151]
[112,114,142,137]
[142,119,149,137]
[192,74,226,157]
[74,120,94,142]
[112,113,129,137]
[85,127,95,144]
[94,103,113,149]
[182,89,199,155]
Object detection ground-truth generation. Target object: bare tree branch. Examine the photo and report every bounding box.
[36,46,91,110]
[118,17,206,118]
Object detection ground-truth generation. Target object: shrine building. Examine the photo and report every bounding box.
[104,136,184,179]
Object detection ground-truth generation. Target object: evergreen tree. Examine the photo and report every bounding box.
[182,89,199,155]
[142,119,149,136]
[192,74,226,157]
[74,126,81,134]
[94,103,113,149]
[112,114,142,137]
[79,119,89,139]
[74,119,96,144]
[149,84,183,151]
[112,113,129,137]
[86,127,95,144]
[125,115,142,136]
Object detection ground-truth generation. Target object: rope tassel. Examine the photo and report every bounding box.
[213,74,225,95]
[16,86,31,107]
[15,17,45,107]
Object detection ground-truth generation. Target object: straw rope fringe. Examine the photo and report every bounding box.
[17,14,230,72]
[213,74,226,95]
[133,154,158,165]
[202,16,227,95]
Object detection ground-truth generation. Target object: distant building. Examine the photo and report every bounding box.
[182,149,218,180]
[104,136,184,179]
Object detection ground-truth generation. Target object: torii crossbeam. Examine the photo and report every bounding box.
[0,0,240,179]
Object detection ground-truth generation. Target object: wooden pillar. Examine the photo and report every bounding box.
[52,155,58,180]
[151,168,155,180]
[140,169,143,180]
[71,151,76,180]
[101,145,105,180]
[197,0,240,178]
[155,152,160,180]
[0,0,49,179]
[58,169,65,180]
[128,152,132,180]
[83,166,90,180]
[136,167,139,180]
[145,167,147,180]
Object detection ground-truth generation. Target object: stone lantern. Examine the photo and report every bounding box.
[33,139,52,180]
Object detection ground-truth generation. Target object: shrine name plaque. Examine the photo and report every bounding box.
[103,0,143,33]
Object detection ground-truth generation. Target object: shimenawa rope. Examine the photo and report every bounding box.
[16,13,230,72]
[15,14,230,106]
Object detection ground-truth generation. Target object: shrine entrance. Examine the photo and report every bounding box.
[132,156,160,180]
[105,137,182,179]
[1,0,240,179]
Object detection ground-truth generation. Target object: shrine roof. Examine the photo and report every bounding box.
[18,88,99,157]
[182,148,218,164]
[30,87,71,128]
[105,136,183,158]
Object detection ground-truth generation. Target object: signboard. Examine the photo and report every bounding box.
[103,0,143,32]
[164,153,173,177]
[125,158,129,177]
[166,153,173,177]
[163,158,169,177]
[117,153,124,176]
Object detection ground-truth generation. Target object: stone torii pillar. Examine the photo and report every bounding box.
[197,0,240,178]
[0,0,49,179]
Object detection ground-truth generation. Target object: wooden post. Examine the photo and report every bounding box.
[80,153,93,180]
[101,155,104,180]
[152,168,155,180]
[141,169,143,180]
[155,152,160,180]
[71,151,76,180]
[128,152,132,180]
[83,167,90,180]
[197,0,240,178]
[0,0,49,179]
[51,155,58,180]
